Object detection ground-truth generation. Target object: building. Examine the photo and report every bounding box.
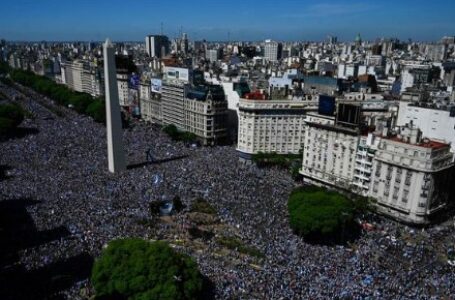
[426,44,448,62]
[61,60,104,97]
[397,101,455,153]
[369,125,454,224]
[300,104,361,189]
[237,96,318,159]
[158,66,228,145]
[221,81,251,141]
[116,71,129,107]
[400,64,432,92]
[161,66,190,130]
[206,48,222,63]
[184,84,228,145]
[300,106,455,224]
[303,76,342,95]
[264,40,282,62]
[139,80,152,121]
[145,35,170,58]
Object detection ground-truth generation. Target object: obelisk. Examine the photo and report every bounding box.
[103,38,126,173]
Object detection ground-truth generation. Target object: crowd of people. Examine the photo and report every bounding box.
[1,82,455,299]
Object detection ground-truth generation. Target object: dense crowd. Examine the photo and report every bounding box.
[1,82,455,299]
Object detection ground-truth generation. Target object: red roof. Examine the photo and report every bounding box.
[387,136,449,150]
[244,91,266,100]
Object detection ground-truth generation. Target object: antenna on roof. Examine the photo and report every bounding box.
[228,30,230,43]
[160,22,163,35]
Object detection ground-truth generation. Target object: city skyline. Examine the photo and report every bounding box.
[1,0,454,42]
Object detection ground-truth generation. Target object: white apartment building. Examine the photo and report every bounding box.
[117,72,129,107]
[161,80,186,129]
[369,125,454,224]
[139,81,152,121]
[264,40,281,62]
[352,134,378,195]
[300,113,360,189]
[61,60,103,97]
[397,101,455,153]
[237,99,317,159]
[301,116,455,224]
[161,66,191,130]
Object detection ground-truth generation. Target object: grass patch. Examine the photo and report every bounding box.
[190,198,217,215]
[216,236,265,259]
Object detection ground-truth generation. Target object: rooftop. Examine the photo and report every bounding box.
[385,136,449,150]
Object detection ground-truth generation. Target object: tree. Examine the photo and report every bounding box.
[0,103,25,135]
[91,239,203,300]
[288,186,357,242]
[85,100,105,123]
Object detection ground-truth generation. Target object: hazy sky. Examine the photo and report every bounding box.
[1,0,454,41]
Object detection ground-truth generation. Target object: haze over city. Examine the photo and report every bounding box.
[1,0,455,41]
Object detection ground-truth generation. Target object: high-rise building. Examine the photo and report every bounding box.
[264,39,282,62]
[161,66,190,130]
[145,35,170,58]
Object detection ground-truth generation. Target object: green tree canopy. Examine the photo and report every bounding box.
[91,239,204,300]
[288,186,357,242]
[0,103,25,135]
[9,69,106,123]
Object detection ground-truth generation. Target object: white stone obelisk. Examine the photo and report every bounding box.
[103,38,126,173]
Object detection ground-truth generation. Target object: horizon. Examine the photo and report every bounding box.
[1,0,454,42]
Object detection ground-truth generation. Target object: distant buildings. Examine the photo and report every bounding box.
[145,35,170,58]
[206,48,222,63]
[264,39,282,62]
[400,64,432,92]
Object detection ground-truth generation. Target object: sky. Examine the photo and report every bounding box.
[0,0,454,42]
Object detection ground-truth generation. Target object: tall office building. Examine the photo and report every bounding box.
[145,35,170,58]
[264,39,282,62]
[161,66,191,130]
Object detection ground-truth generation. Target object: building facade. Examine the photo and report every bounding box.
[397,101,455,153]
[237,98,317,158]
[369,125,454,224]
[300,113,360,189]
[264,40,282,62]
[61,60,104,97]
